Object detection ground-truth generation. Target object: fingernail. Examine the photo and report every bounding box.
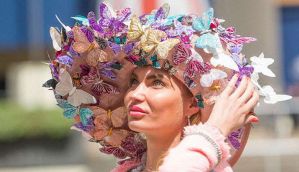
[251,117,259,123]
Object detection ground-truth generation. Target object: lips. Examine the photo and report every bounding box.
[128,105,147,118]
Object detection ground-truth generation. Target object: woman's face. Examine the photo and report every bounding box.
[124,66,197,137]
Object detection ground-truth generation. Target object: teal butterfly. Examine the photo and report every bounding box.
[71,15,89,26]
[57,98,93,126]
[195,94,204,108]
[192,8,221,52]
[150,55,161,69]
[192,8,214,32]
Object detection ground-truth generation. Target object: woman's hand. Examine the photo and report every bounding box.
[206,74,259,137]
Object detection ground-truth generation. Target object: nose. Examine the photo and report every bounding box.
[128,82,146,102]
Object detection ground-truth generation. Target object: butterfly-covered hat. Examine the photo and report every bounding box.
[44,2,291,163]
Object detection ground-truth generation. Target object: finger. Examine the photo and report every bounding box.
[231,76,248,99]
[222,74,238,96]
[243,91,259,111]
[245,115,259,124]
[238,81,254,104]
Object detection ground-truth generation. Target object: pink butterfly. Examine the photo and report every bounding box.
[80,67,119,95]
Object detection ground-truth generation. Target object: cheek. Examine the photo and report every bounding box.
[149,90,185,125]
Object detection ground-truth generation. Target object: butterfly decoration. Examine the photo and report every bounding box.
[80,67,119,96]
[127,15,144,41]
[142,3,170,27]
[98,62,117,80]
[56,98,93,126]
[200,69,228,88]
[49,27,62,51]
[195,94,204,108]
[184,75,197,89]
[92,107,129,147]
[120,133,147,159]
[87,11,104,33]
[42,78,58,89]
[100,145,128,159]
[57,55,73,66]
[162,60,177,75]
[49,61,59,81]
[55,15,72,32]
[172,43,192,65]
[55,68,97,107]
[97,2,131,37]
[73,116,94,133]
[219,27,256,45]
[79,64,91,78]
[250,53,276,77]
[72,26,109,67]
[166,20,195,38]
[140,29,180,60]
[234,64,254,86]
[228,128,243,149]
[108,41,135,55]
[192,8,213,33]
[258,85,292,104]
[71,15,89,26]
[80,26,94,43]
[150,55,161,69]
[95,37,108,50]
[181,49,211,78]
[210,48,239,71]
[192,8,239,72]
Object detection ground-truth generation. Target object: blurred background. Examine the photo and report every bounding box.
[0,0,298,171]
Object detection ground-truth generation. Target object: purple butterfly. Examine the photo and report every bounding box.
[80,26,94,42]
[87,11,104,33]
[108,41,135,55]
[233,64,254,86]
[57,55,73,66]
[166,20,195,38]
[228,128,243,149]
[73,117,94,132]
[49,63,59,80]
[219,27,256,45]
[97,3,131,37]
[98,62,116,80]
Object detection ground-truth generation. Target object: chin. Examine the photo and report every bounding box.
[128,119,155,133]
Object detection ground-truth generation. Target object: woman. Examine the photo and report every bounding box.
[121,67,258,172]
[45,2,291,172]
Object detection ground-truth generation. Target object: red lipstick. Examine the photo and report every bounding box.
[129,105,146,118]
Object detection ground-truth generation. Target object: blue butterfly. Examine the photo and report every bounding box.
[57,98,93,126]
[192,8,221,52]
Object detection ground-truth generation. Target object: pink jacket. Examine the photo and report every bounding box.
[112,124,232,172]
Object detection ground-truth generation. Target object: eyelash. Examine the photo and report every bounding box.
[152,79,165,87]
[129,78,165,88]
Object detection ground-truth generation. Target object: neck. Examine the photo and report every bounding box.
[142,130,183,171]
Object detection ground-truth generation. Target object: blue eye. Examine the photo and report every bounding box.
[153,80,165,87]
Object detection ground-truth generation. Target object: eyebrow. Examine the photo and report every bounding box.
[131,73,165,80]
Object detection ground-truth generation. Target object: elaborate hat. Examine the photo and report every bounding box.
[44,2,291,164]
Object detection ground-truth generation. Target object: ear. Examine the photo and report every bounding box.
[185,98,200,118]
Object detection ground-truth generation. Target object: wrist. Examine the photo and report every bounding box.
[205,121,230,137]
